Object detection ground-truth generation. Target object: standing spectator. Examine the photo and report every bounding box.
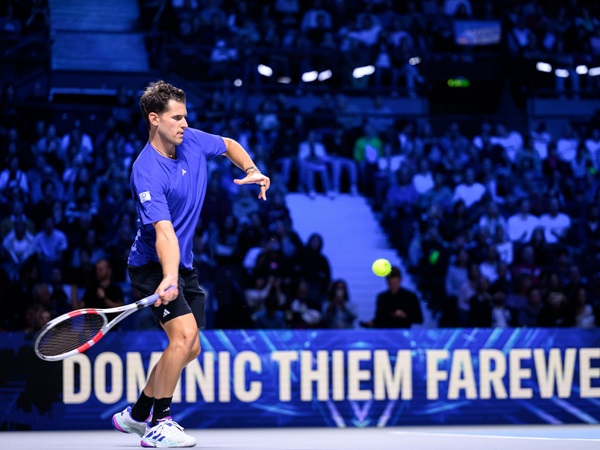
[353,124,384,197]
[297,130,334,199]
[325,128,360,196]
[298,233,331,304]
[468,275,493,327]
[361,266,423,328]
[321,279,357,329]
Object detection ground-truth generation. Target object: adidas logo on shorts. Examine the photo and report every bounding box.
[162,309,170,318]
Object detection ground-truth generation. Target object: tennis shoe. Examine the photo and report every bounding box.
[112,406,149,437]
[140,417,196,448]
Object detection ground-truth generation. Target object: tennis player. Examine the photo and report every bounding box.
[112,80,270,447]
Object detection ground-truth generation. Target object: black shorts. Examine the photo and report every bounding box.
[128,262,206,329]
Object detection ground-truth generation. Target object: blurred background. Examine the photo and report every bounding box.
[2,0,600,334]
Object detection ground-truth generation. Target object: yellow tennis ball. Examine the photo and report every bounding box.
[372,258,392,277]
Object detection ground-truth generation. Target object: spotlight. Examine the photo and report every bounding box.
[257,64,273,77]
[318,70,332,81]
[576,65,588,75]
[554,69,569,78]
[536,62,552,73]
[588,67,600,76]
[301,71,318,82]
[352,65,375,79]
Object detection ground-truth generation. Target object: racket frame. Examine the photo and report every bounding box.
[34,293,159,361]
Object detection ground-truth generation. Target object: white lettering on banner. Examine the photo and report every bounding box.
[580,348,600,398]
[234,351,262,402]
[272,350,298,401]
[373,350,412,400]
[332,350,345,401]
[61,347,600,405]
[479,349,508,399]
[63,354,92,404]
[426,350,449,400]
[301,350,329,401]
[510,349,533,399]
[186,353,214,403]
[126,352,162,403]
[347,350,372,401]
[218,351,231,402]
[534,348,576,398]
[94,352,123,403]
[448,349,478,400]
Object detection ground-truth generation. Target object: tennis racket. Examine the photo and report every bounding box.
[34,291,164,362]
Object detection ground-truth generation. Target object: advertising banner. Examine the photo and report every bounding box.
[1,328,599,430]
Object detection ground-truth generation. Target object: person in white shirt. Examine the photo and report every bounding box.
[539,197,571,244]
[490,123,523,163]
[452,167,486,209]
[530,121,552,160]
[585,128,600,169]
[507,198,540,243]
[412,158,435,195]
[556,123,579,164]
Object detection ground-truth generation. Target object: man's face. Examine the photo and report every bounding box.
[154,100,188,146]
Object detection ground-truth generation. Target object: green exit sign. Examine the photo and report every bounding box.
[447,78,471,88]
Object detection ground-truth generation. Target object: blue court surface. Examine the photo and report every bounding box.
[3,425,600,449]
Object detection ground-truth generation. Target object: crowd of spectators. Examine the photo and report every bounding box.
[1,0,600,334]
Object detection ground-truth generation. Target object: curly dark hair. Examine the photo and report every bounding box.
[139,80,186,129]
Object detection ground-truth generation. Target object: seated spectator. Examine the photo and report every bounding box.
[452,167,486,210]
[490,123,524,164]
[34,216,68,282]
[585,128,600,169]
[253,293,288,329]
[491,288,512,327]
[571,285,596,329]
[73,259,124,310]
[321,279,357,329]
[0,200,35,238]
[507,198,540,244]
[0,156,29,204]
[538,291,574,327]
[539,197,571,245]
[245,275,286,314]
[2,219,35,279]
[286,278,322,328]
[556,123,580,165]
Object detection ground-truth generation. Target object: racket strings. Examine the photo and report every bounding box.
[36,314,106,357]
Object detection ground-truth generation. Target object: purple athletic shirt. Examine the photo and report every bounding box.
[128,128,226,269]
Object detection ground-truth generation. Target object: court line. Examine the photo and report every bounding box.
[389,431,600,441]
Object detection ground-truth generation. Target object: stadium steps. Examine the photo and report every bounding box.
[285,193,432,326]
[48,0,149,72]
